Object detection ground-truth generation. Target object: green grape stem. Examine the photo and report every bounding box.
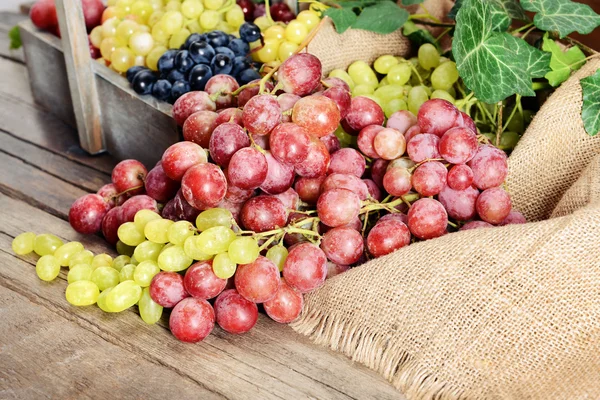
[231,81,259,96]
[264,0,275,27]
[495,101,503,147]
[502,94,521,131]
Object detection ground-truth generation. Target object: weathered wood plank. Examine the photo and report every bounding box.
[0,130,110,192]
[0,279,219,400]
[0,194,401,399]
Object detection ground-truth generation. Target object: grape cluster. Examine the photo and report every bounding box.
[125,25,261,102]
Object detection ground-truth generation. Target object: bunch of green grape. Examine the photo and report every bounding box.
[90,0,246,72]
[328,43,460,118]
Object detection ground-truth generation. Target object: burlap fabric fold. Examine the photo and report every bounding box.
[291,58,600,399]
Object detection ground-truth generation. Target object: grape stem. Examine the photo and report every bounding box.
[231,81,259,96]
[511,22,534,35]
[408,158,445,173]
[409,19,455,28]
[495,101,503,147]
[502,94,521,131]
[264,0,275,27]
[111,184,144,200]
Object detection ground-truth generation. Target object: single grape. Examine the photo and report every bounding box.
[404,125,422,144]
[97,183,125,208]
[343,96,385,134]
[171,91,216,126]
[438,184,479,221]
[167,220,195,245]
[439,127,478,164]
[418,43,440,70]
[209,123,250,167]
[118,221,146,246]
[294,176,325,204]
[181,261,226,300]
[227,147,268,190]
[294,138,330,178]
[320,134,341,154]
[265,245,288,272]
[367,219,411,258]
[431,61,459,91]
[54,242,85,267]
[386,110,417,135]
[283,242,327,293]
[215,108,243,127]
[327,148,366,178]
[105,280,142,312]
[33,233,64,256]
[133,209,162,232]
[374,55,399,74]
[407,198,448,240]
[499,210,527,225]
[214,289,258,334]
[373,128,406,160]
[69,194,111,234]
[476,187,512,225]
[161,141,208,181]
[269,123,310,165]
[407,86,429,116]
[417,99,460,137]
[260,152,295,195]
[145,163,180,202]
[169,297,215,342]
[347,61,378,87]
[157,245,193,271]
[456,111,478,133]
[12,232,36,255]
[181,163,227,209]
[237,79,274,107]
[67,264,93,284]
[91,266,120,291]
[467,145,509,190]
[406,133,440,163]
[228,237,259,264]
[235,256,280,303]
[277,53,322,96]
[447,164,474,191]
[411,161,448,197]
[205,74,240,109]
[292,95,341,138]
[363,178,383,201]
[263,279,303,324]
[133,240,164,262]
[134,260,161,287]
[36,255,61,281]
[65,280,100,306]
[242,95,282,136]
[327,262,350,279]
[91,253,113,270]
[461,221,494,230]
[317,189,361,228]
[148,271,189,308]
[183,235,213,261]
[322,173,369,201]
[383,167,412,196]
[370,159,390,188]
[119,264,136,282]
[240,195,287,232]
[320,227,363,265]
[121,195,159,223]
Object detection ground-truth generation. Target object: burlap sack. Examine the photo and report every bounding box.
[291,56,600,399]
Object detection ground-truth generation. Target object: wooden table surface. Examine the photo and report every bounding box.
[0,11,403,400]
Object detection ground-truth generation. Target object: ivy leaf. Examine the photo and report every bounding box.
[521,0,600,38]
[453,0,551,103]
[351,1,409,34]
[542,34,586,87]
[401,0,425,5]
[581,69,600,136]
[324,8,357,34]
[402,20,439,50]
[8,26,21,50]
[449,0,527,21]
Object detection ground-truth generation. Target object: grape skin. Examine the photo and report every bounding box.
[367,219,411,258]
[209,123,250,167]
[150,271,190,307]
[214,289,258,334]
[169,297,215,343]
[357,125,384,159]
[343,96,385,134]
[283,242,327,293]
[411,161,448,197]
[183,110,218,148]
[277,53,322,96]
[242,95,282,136]
[373,128,406,160]
[320,227,364,265]
[294,138,330,178]
[183,261,227,300]
[263,279,303,323]
[476,187,512,224]
[447,164,474,191]
[407,198,448,240]
[171,91,216,127]
[145,163,180,203]
[317,188,361,228]
[438,127,478,165]
[292,95,341,138]
[438,184,479,221]
[322,173,369,201]
[227,147,268,190]
[327,148,366,178]
[467,145,509,190]
[235,256,280,303]
[241,195,287,233]
[112,159,147,195]
[269,123,310,166]
[260,152,295,195]
[181,163,227,209]
[383,167,412,197]
[417,98,459,137]
[69,194,111,235]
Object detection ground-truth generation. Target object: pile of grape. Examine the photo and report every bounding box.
[90,0,246,72]
[125,25,261,102]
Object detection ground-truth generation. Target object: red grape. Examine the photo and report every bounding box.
[499,210,526,225]
[294,138,330,178]
[386,110,417,134]
[320,227,364,265]
[215,107,244,127]
[456,111,477,133]
[357,125,384,159]
[294,176,325,204]
[69,194,111,234]
[407,198,448,239]
[214,289,258,334]
[411,161,448,196]
[417,99,460,137]
[145,163,180,202]
[476,187,512,224]
[164,189,202,222]
[320,134,341,154]
[317,188,361,228]
[438,127,478,164]
[237,0,254,21]
[467,145,509,190]
[327,148,366,178]
[363,178,383,201]
[292,95,341,138]
[111,159,147,195]
[30,0,58,30]
[204,74,239,109]
[217,198,243,225]
[237,79,274,107]
[235,256,280,303]
[161,141,208,181]
[370,159,390,188]
[277,93,301,123]
[169,297,215,342]
[101,206,122,245]
[404,125,421,144]
[323,77,350,91]
[387,157,416,171]
[209,123,250,167]
[277,53,322,96]
[240,195,287,232]
[460,220,493,230]
[183,110,218,148]
[383,167,412,196]
[260,152,295,195]
[326,262,349,279]
[379,212,408,225]
[373,128,406,160]
[406,133,440,163]
[172,91,217,126]
[121,195,159,222]
[322,173,369,200]
[227,147,268,190]
[367,219,411,258]
[271,187,299,211]
[224,175,255,203]
[150,271,190,308]
[283,242,327,293]
[438,184,479,221]
[97,183,124,208]
[343,96,385,134]
[323,86,351,119]
[447,164,474,191]
[263,279,303,323]
[242,95,282,136]
[181,163,227,209]
[269,123,310,165]
[184,261,227,300]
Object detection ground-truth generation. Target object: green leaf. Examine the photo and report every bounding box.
[453,0,551,103]
[351,1,409,34]
[581,69,600,136]
[542,34,586,86]
[8,26,21,50]
[324,8,357,34]
[521,0,600,38]
[401,0,424,5]
[449,0,527,21]
[402,20,439,49]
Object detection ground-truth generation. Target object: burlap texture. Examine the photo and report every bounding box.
[291,57,600,399]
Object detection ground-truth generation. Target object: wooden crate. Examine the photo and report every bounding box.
[18,19,179,167]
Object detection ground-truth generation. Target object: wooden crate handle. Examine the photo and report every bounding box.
[55,0,105,154]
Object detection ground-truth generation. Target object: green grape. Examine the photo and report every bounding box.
[112,255,131,271]
[186,18,202,33]
[181,0,203,18]
[134,260,160,287]
[65,280,100,306]
[183,236,213,260]
[116,240,135,256]
[408,86,429,115]
[36,255,61,281]
[160,10,184,34]
[484,132,520,151]
[118,222,145,246]
[421,85,432,96]
[157,245,193,271]
[374,84,406,103]
[111,47,136,73]
[384,98,408,118]
[256,39,280,63]
[199,10,220,30]
[334,125,356,148]
[151,23,170,46]
[149,10,165,26]
[387,62,412,86]
[212,252,236,279]
[347,61,378,87]
[139,287,163,324]
[68,264,93,284]
[102,17,120,38]
[165,0,181,11]
[408,56,418,66]
[352,84,374,97]
[417,43,440,70]
[204,0,223,10]
[328,69,355,90]
[266,245,288,272]
[97,287,114,312]
[217,20,234,35]
[116,19,139,42]
[12,232,36,255]
[196,208,233,231]
[131,0,154,23]
[378,76,389,87]
[145,218,174,244]
[225,5,245,28]
[439,56,450,64]
[169,28,191,49]
[506,110,523,133]
[91,266,120,291]
[228,236,259,264]
[69,250,94,269]
[130,255,139,265]
[196,226,236,255]
[296,10,320,31]
[167,221,195,245]
[447,86,457,98]
[430,89,455,103]
[285,20,308,45]
[34,233,63,256]
[431,61,459,91]
[254,16,273,32]
[92,253,113,269]
[129,31,155,56]
[133,240,164,262]
[119,263,136,282]
[373,55,399,75]
[90,26,103,48]
[410,65,430,86]
[361,94,383,108]
[106,280,142,312]
[278,41,298,62]
[134,209,162,232]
